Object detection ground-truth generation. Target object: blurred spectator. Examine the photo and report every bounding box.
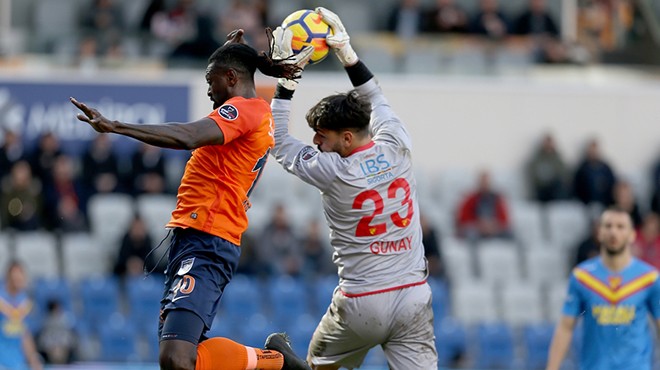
[299,219,334,278]
[151,0,200,51]
[470,0,509,38]
[43,155,88,232]
[129,143,167,195]
[420,212,445,278]
[574,219,600,266]
[236,232,261,276]
[81,0,125,57]
[0,130,27,180]
[612,179,642,228]
[422,0,469,34]
[525,133,568,203]
[633,213,660,270]
[81,135,121,195]
[113,214,154,278]
[140,0,167,34]
[219,0,266,50]
[573,138,616,208]
[28,132,62,189]
[169,15,221,66]
[512,0,559,37]
[386,0,425,39]
[36,299,76,364]
[456,169,512,242]
[0,160,42,231]
[651,159,660,216]
[255,204,301,276]
[0,261,43,370]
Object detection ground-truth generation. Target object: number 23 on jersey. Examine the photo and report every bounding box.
[352,178,413,237]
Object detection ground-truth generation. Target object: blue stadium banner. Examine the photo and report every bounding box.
[0,81,190,155]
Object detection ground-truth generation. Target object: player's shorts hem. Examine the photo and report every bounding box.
[339,280,427,298]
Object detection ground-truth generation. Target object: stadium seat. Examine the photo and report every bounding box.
[285,313,317,358]
[126,274,164,334]
[522,322,555,370]
[524,247,569,283]
[546,281,570,323]
[219,274,263,323]
[475,239,521,282]
[428,277,450,320]
[499,282,545,326]
[267,275,310,325]
[236,313,277,348]
[61,232,110,281]
[310,275,338,319]
[432,168,474,212]
[87,193,135,250]
[490,168,527,201]
[248,164,297,208]
[509,200,545,248]
[136,194,177,243]
[31,277,74,315]
[473,321,516,370]
[14,232,59,279]
[435,316,468,367]
[441,236,476,281]
[546,201,590,250]
[97,312,140,362]
[452,281,498,324]
[402,48,442,75]
[79,276,121,333]
[0,234,11,273]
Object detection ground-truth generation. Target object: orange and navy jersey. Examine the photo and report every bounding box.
[167,97,274,245]
[562,257,660,370]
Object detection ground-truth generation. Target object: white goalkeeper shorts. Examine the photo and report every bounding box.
[307,282,438,370]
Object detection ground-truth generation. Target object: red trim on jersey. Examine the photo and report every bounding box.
[348,141,375,156]
[339,280,427,298]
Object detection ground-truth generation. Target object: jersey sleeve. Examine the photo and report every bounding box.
[207,99,259,144]
[646,272,660,318]
[562,271,584,318]
[270,98,338,191]
[354,78,413,151]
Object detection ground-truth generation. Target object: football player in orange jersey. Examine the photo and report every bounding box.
[71,30,314,370]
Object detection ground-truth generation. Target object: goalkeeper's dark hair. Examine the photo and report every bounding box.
[306,90,371,134]
[208,28,301,80]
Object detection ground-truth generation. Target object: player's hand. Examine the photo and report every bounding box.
[272,26,313,90]
[315,7,358,66]
[223,29,246,46]
[70,97,115,133]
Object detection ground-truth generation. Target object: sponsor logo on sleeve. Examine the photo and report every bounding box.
[218,104,239,120]
[300,146,318,161]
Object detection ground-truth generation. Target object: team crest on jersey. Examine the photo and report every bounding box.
[177,258,195,276]
[218,104,238,120]
[300,146,318,161]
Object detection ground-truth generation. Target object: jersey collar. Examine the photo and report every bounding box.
[348,140,375,156]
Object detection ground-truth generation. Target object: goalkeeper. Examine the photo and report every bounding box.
[269,7,438,370]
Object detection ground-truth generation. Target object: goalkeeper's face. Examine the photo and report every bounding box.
[313,128,352,157]
[598,210,635,256]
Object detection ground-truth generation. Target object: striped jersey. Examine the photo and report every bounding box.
[0,287,31,370]
[167,97,274,245]
[563,256,660,370]
[271,78,427,295]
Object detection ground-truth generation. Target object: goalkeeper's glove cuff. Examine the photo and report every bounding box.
[274,82,295,99]
[335,45,359,67]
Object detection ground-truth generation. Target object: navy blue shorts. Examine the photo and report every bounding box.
[158,227,240,343]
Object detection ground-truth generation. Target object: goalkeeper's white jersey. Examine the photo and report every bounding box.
[271,78,427,295]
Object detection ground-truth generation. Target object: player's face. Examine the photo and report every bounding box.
[205,63,230,109]
[598,211,635,256]
[313,128,348,156]
[7,265,27,292]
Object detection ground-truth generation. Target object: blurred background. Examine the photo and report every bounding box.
[1,0,660,369]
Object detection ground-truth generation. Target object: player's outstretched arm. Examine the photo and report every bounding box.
[546,316,577,370]
[70,97,224,149]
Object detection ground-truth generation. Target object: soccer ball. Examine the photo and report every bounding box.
[281,9,333,65]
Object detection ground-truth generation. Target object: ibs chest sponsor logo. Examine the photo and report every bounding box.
[369,236,413,255]
[360,154,394,185]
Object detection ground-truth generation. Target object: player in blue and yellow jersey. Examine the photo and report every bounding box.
[0,261,43,370]
[546,206,660,370]
[71,30,314,370]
